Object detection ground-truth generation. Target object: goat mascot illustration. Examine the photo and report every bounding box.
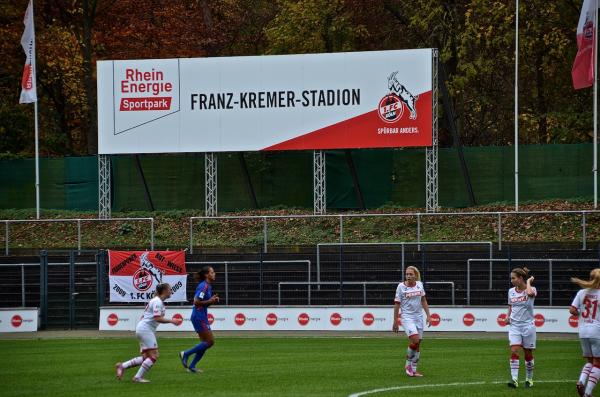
[140,252,164,284]
[387,71,418,120]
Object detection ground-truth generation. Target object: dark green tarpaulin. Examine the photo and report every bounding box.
[0,143,595,211]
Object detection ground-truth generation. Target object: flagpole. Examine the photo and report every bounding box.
[19,0,39,218]
[594,0,598,209]
[31,0,39,219]
[34,100,39,219]
[515,0,519,211]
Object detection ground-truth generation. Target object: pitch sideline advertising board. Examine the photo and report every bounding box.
[108,251,187,302]
[97,49,433,154]
[99,306,578,333]
[0,308,38,332]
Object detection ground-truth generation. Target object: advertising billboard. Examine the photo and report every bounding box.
[97,49,433,154]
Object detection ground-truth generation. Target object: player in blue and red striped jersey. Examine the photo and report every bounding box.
[179,266,219,373]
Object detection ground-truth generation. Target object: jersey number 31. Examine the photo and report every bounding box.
[583,298,599,320]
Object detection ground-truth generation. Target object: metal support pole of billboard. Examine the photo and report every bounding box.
[98,155,111,219]
[425,48,439,213]
[205,153,218,217]
[314,150,326,214]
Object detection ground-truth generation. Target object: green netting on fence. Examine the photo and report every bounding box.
[0,143,595,211]
[0,156,98,210]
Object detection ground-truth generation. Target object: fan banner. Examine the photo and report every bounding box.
[108,250,186,302]
[97,49,434,154]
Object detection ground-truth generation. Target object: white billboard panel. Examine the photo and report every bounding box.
[0,308,38,332]
[97,49,433,154]
[99,306,577,333]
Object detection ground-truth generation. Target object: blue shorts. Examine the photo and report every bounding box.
[191,315,211,333]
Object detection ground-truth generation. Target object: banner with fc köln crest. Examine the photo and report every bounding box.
[108,250,187,302]
[97,49,433,154]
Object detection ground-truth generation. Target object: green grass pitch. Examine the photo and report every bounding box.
[0,336,585,396]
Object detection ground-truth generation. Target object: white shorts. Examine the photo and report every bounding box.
[580,338,600,358]
[508,323,536,349]
[402,317,424,339]
[136,330,158,352]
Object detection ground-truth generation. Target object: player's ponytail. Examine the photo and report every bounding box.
[511,267,530,281]
[198,266,212,281]
[406,266,421,281]
[572,268,600,289]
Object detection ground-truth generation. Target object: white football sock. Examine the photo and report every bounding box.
[122,356,143,369]
[134,357,155,379]
[412,351,420,372]
[406,345,417,369]
[580,362,593,385]
[510,357,519,381]
[525,359,534,381]
[585,366,600,396]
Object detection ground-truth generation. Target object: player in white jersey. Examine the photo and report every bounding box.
[392,266,431,377]
[570,268,600,397]
[115,283,182,383]
[502,267,536,389]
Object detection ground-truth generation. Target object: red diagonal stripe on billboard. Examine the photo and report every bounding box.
[263,91,432,151]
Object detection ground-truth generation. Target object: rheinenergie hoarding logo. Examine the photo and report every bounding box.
[111,59,181,135]
[119,68,174,111]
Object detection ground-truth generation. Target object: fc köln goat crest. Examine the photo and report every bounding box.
[378,71,419,123]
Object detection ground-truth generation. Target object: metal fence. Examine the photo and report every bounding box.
[0,251,100,329]
[186,260,311,306]
[2,218,155,255]
[2,247,598,329]
[277,281,455,305]
[0,210,596,254]
[466,258,600,306]
[189,210,600,252]
[316,241,493,286]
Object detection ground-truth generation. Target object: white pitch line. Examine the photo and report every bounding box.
[348,379,575,397]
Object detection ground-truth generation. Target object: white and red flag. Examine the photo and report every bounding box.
[573,0,597,89]
[19,0,37,103]
[108,251,187,302]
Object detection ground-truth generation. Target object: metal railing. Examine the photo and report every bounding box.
[426,281,456,305]
[189,210,600,252]
[0,263,36,307]
[466,258,600,305]
[0,260,95,308]
[188,260,311,305]
[316,241,493,287]
[2,218,155,255]
[277,281,455,305]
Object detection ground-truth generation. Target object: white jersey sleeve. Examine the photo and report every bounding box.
[571,289,584,310]
[394,283,402,303]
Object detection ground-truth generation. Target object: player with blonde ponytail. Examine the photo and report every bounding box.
[393,266,431,377]
[570,269,600,397]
